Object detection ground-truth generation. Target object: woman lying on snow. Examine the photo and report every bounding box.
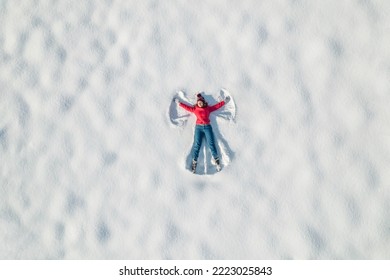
[174,93,230,173]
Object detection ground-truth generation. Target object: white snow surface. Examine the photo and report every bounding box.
[1,0,390,259]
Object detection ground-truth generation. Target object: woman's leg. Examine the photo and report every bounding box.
[204,125,219,160]
[191,125,204,161]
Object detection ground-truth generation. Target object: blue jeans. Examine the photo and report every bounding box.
[191,125,219,161]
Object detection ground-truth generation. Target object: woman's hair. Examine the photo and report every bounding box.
[196,93,207,107]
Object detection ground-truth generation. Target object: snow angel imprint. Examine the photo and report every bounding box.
[174,93,230,173]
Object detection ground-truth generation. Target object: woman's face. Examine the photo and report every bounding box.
[197,100,204,107]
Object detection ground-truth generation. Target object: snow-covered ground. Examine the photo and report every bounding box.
[1,0,390,259]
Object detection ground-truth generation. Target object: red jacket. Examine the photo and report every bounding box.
[179,101,225,125]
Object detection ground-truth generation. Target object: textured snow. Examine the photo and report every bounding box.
[1,0,390,259]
